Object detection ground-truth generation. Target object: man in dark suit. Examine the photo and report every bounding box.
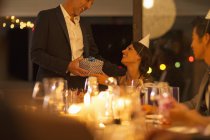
[184,15,210,116]
[31,0,125,88]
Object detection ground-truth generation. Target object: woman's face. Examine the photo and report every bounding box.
[121,44,141,66]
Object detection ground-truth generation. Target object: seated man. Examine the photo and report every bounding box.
[184,12,210,116]
[146,102,210,140]
[147,11,210,140]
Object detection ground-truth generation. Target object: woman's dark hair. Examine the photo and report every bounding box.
[132,41,152,77]
[192,16,210,39]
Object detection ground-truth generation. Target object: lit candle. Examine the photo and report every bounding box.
[98,123,106,128]
[124,98,131,106]
[68,104,81,115]
[117,98,125,110]
[84,93,91,106]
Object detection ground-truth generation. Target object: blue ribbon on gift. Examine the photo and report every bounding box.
[88,57,96,62]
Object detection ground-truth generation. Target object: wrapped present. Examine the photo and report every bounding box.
[79,57,104,74]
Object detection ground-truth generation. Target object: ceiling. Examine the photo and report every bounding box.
[0,0,209,17]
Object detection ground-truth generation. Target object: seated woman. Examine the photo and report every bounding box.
[93,34,153,87]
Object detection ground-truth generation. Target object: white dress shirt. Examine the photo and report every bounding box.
[60,5,84,61]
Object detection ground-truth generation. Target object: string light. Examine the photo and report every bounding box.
[16,19,20,23]
[30,23,34,28]
[11,16,15,20]
[10,24,15,29]
[1,16,34,30]
[188,56,194,63]
[3,23,6,28]
[160,64,166,71]
[27,21,31,27]
[20,26,24,30]
[147,67,153,74]
[175,62,181,68]
[20,22,27,29]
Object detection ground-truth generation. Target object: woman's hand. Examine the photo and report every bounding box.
[91,73,109,85]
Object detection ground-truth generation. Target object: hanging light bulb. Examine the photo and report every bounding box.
[143,0,154,9]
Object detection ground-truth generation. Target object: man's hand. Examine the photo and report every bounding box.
[169,101,190,123]
[68,57,89,77]
[167,100,209,127]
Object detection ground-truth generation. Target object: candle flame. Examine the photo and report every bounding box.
[84,93,91,106]
[99,123,106,128]
[68,104,81,115]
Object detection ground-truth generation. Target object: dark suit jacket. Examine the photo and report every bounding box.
[31,6,125,87]
[184,67,210,116]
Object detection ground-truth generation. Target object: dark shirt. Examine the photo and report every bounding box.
[184,65,210,116]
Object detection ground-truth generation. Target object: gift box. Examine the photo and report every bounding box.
[79,57,104,74]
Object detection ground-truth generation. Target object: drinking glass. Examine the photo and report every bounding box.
[140,83,157,105]
[32,82,45,106]
[42,78,66,112]
[170,87,180,102]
